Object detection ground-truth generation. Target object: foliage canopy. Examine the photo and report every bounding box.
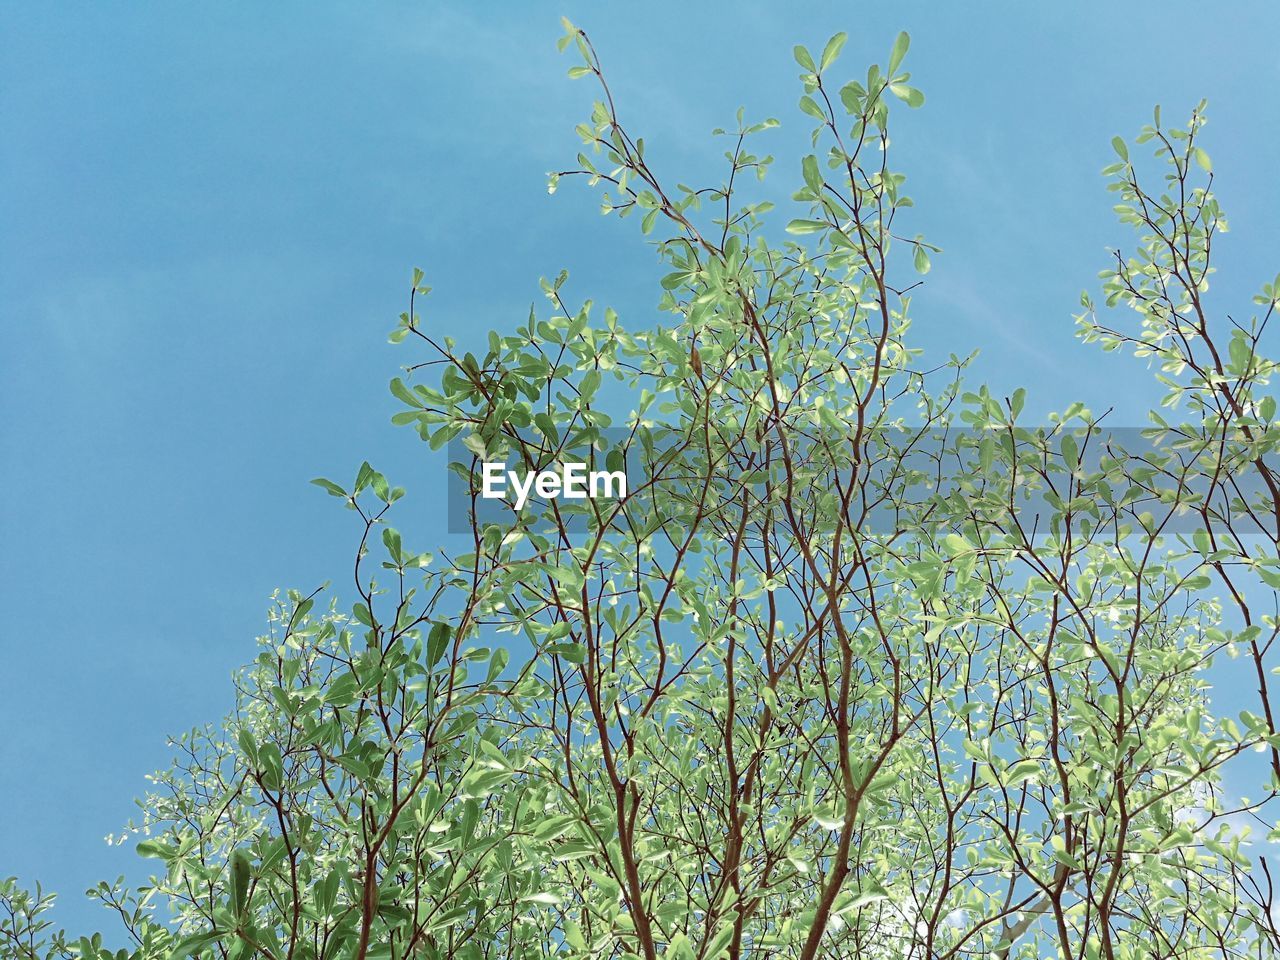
[7,21,1280,960]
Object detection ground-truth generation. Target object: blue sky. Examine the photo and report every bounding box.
[2,1,1279,937]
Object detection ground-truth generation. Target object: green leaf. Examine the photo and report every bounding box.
[1192,146,1213,173]
[1228,334,1251,371]
[1006,760,1041,785]
[547,642,586,664]
[521,892,561,906]
[1010,387,1026,418]
[487,647,509,682]
[310,478,347,498]
[136,840,177,860]
[792,45,816,72]
[324,671,360,707]
[839,81,863,115]
[382,526,402,561]
[228,850,252,918]
[798,95,826,121]
[535,412,559,442]
[1111,136,1129,161]
[390,377,422,408]
[913,244,931,274]
[819,33,847,71]
[167,930,221,960]
[703,913,740,960]
[354,461,375,492]
[786,219,828,235]
[889,84,925,108]
[801,155,823,193]
[428,622,452,668]
[1257,567,1280,590]
[887,32,910,74]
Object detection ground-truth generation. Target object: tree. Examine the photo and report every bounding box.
[7,20,1280,960]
